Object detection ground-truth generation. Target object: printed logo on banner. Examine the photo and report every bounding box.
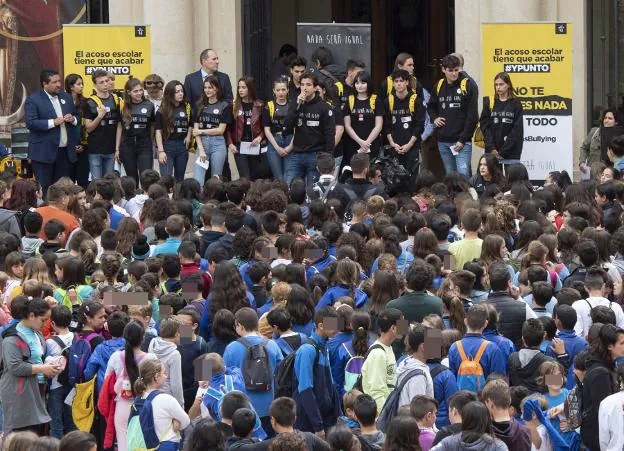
[135,26,146,37]
[555,23,567,34]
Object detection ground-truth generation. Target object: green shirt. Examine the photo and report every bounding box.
[361,340,396,412]
[448,237,483,271]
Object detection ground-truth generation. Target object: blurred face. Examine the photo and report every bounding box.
[76,191,87,208]
[71,77,84,95]
[545,369,564,391]
[128,84,144,103]
[442,66,460,83]
[273,82,288,101]
[354,79,368,94]
[601,168,615,183]
[479,158,490,178]
[202,50,219,72]
[603,112,616,127]
[174,84,184,103]
[291,65,305,83]
[204,81,217,100]
[43,74,62,95]
[500,242,508,258]
[154,366,167,388]
[608,332,624,359]
[595,190,606,206]
[11,262,23,278]
[300,78,315,99]
[494,77,510,97]
[398,58,414,75]
[238,81,249,100]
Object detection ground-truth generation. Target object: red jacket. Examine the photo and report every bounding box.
[180,262,212,298]
[227,100,265,146]
[97,371,117,449]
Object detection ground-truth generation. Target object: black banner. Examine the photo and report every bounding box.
[297,23,371,72]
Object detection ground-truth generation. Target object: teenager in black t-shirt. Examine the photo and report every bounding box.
[343,71,384,166]
[263,77,294,180]
[192,75,232,184]
[155,80,192,182]
[319,81,344,174]
[115,79,155,185]
[384,69,425,176]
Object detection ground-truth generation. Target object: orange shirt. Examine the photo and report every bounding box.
[36,205,80,245]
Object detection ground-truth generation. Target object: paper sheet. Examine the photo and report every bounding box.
[240,141,261,155]
[195,158,209,170]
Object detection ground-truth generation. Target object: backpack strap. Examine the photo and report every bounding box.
[460,78,468,96]
[429,364,448,379]
[348,95,355,112]
[435,79,444,96]
[388,95,394,114]
[456,341,468,361]
[342,342,354,359]
[408,93,417,114]
[585,299,593,311]
[224,374,234,393]
[335,81,344,97]
[474,341,489,363]
[370,94,377,111]
[84,332,99,344]
[386,76,393,97]
[52,335,69,352]
[364,343,385,359]
[267,100,275,120]
[185,102,191,122]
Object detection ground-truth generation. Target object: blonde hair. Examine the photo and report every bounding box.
[0,271,8,291]
[21,258,52,285]
[134,359,163,396]
[366,196,385,215]
[536,360,566,389]
[128,304,152,318]
[343,389,363,410]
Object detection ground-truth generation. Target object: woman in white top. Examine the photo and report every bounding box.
[105,320,157,451]
[131,359,190,451]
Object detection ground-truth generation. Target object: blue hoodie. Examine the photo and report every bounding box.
[448,334,506,382]
[294,332,342,433]
[427,361,458,428]
[306,255,337,281]
[370,251,413,275]
[482,329,515,374]
[223,335,283,417]
[316,285,368,310]
[545,329,588,390]
[84,337,125,391]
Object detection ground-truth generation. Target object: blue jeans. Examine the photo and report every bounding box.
[267,134,293,180]
[194,135,227,185]
[48,386,75,439]
[284,151,319,186]
[438,141,472,177]
[88,153,115,180]
[160,139,189,182]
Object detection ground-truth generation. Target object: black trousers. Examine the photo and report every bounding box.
[119,136,153,185]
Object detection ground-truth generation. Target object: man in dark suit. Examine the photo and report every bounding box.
[25,70,78,195]
[184,48,234,113]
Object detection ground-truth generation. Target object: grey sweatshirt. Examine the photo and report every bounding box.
[21,236,44,257]
[395,356,434,407]
[148,337,184,407]
[431,434,509,451]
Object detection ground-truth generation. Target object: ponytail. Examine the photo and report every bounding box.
[444,295,466,335]
[134,359,163,397]
[351,312,371,356]
[123,321,145,397]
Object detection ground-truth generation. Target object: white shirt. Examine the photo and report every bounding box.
[531,424,552,451]
[572,296,624,337]
[599,391,624,451]
[148,391,190,443]
[45,331,74,390]
[44,90,76,147]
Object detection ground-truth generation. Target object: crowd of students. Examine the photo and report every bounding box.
[0,151,623,451]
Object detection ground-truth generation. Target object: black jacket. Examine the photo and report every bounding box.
[427,74,479,144]
[508,350,553,392]
[199,230,225,257]
[184,70,234,114]
[327,178,386,213]
[486,291,527,347]
[285,94,335,154]
[563,266,588,288]
[580,354,618,451]
[479,97,524,160]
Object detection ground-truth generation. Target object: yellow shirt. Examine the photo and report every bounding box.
[448,238,483,270]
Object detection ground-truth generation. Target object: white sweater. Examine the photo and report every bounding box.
[599,391,624,451]
[148,392,190,443]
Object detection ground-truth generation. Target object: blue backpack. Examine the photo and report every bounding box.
[68,332,99,386]
[205,374,263,434]
[127,390,163,450]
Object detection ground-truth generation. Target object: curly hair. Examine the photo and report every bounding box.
[82,208,108,238]
[232,226,258,260]
[258,189,288,213]
[210,262,250,316]
[115,218,140,257]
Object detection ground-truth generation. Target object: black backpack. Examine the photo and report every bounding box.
[238,337,272,392]
[343,185,378,222]
[51,335,75,388]
[274,338,320,398]
[376,368,425,433]
[374,155,410,197]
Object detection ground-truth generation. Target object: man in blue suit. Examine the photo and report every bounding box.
[184,48,234,114]
[25,70,78,195]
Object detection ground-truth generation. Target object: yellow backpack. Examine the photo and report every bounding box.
[435,78,486,147]
[267,100,276,120]
[335,81,344,97]
[89,93,123,112]
[386,75,418,97]
[473,96,494,149]
[348,94,377,112]
[388,92,417,115]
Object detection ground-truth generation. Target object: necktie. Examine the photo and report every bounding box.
[51,95,68,147]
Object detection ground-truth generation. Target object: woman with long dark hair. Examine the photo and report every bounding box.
[156,80,192,182]
[5,179,38,235]
[105,321,157,451]
[65,74,90,187]
[378,52,423,100]
[263,76,293,180]
[383,415,422,451]
[479,72,524,168]
[115,217,140,258]
[199,262,253,340]
[470,153,504,196]
[193,75,231,183]
[115,78,155,185]
[580,324,624,450]
[286,283,315,336]
[343,71,384,165]
[334,311,374,399]
[579,109,623,171]
[367,270,400,333]
[205,309,239,356]
[176,178,203,226]
[228,76,266,180]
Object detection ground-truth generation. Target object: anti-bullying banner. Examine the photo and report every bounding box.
[482,22,573,180]
[63,25,151,96]
[297,23,371,71]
